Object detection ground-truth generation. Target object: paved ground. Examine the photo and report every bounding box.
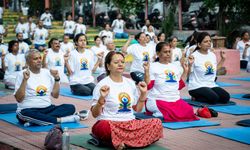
[0,70,250,150]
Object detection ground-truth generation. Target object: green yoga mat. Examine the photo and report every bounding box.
[70,134,168,150]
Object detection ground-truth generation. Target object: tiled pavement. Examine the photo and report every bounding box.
[0,70,250,150]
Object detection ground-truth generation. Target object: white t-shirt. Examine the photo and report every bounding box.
[112,19,125,33]
[63,20,76,34]
[172,47,182,62]
[0,44,8,68]
[15,23,29,39]
[45,49,69,83]
[91,45,106,65]
[4,53,26,80]
[74,23,86,36]
[141,25,155,33]
[188,51,218,90]
[18,41,30,55]
[0,25,5,34]
[148,62,183,102]
[14,69,54,111]
[236,40,250,60]
[60,42,75,54]
[99,30,113,39]
[127,43,156,73]
[28,22,37,36]
[68,49,95,85]
[33,28,48,45]
[92,76,138,121]
[145,31,155,41]
[0,7,3,19]
[40,13,53,26]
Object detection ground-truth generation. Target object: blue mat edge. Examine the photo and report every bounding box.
[231,94,250,101]
[200,127,250,145]
[0,113,88,132]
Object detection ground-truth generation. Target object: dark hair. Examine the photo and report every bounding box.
[105,51,125,75]
[241,30,249,38]
[16,32,23,37]
[8,40,19,53]
[94,36,100,41]
[157,32,165,41]
[63,34,70,38]
[74,33,88,46]
[169,36,178,43]
[48,38,59,48]
[135,32,145,41]
[155,42,170,62]
[103,23,110,28]
[194,32,210,51]
[189,31,199,46]
[101,35,107,43]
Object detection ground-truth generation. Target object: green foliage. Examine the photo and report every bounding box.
[162,4,176,38]
[99,0,145,16]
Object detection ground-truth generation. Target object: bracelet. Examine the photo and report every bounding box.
[54,77,60,82]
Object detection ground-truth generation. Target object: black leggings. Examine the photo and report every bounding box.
[70,83,95,96]
[189,87,230,104]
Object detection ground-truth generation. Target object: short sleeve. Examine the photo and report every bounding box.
[4,54,9,67]
[131,82,139,106]
[14,71,24,95]
[92,83,101,106]
[68,52,75,73]
[127,44,135,55]
[88,51,95,70]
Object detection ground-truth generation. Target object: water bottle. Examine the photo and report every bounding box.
[62,127,70,150]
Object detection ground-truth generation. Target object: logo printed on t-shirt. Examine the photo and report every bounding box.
[118,92,131,112]
[36,85,47,96]
[15,62,21,71]
[142,52,149,62]
[80,58,88,70]
[39,33,44,40]
[165,69,177,82]
[204,61,214,75]
[55,57,61,66]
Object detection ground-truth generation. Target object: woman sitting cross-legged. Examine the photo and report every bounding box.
[65,33,101,96]
[144,42,199,122]
[91,51,163,149]
[188,32,230,104]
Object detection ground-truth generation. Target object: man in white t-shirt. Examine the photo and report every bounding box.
[32,20,50,52]
[16,32,30,55]
[14,49,81,126]
[15,16,32,45]
[43,38,69,83]
[63,14,76,39]
[111,13,128,39]
[40,8,53,29]
[60,34,75,54]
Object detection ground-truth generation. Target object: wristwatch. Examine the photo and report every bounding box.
[54,77,60,82]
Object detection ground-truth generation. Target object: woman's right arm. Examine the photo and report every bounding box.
[91,85,109,118]
[121,35,134,54]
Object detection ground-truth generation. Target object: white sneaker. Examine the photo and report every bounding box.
[61,115,80,123]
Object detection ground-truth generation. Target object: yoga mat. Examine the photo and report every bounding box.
[231,94,250,101]
[209,105,250,115]
[70,134,168,150]
[0,113,87,132]
[183,98,236,107]
[135,113,220,130]
[0,103,17,114]
[231,77,250,82]
[162,119,220,129]
[60,87,93,100]
[216,82,240,87]
[200,127,250,145]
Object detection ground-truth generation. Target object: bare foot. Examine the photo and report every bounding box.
[117,143,125,150]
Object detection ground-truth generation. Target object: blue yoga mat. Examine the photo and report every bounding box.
[231,77,250,82]
[162,119,220,129]
[0,113,88,132]
[216,82,240,87]
[183,98,236,107]
[135,113,220,129]
[209,105,250,115]
[60,87,93,100]
[231,94,250,101]
[0,91,8,96]
[200,127,250,145]
[0,103,17,114]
